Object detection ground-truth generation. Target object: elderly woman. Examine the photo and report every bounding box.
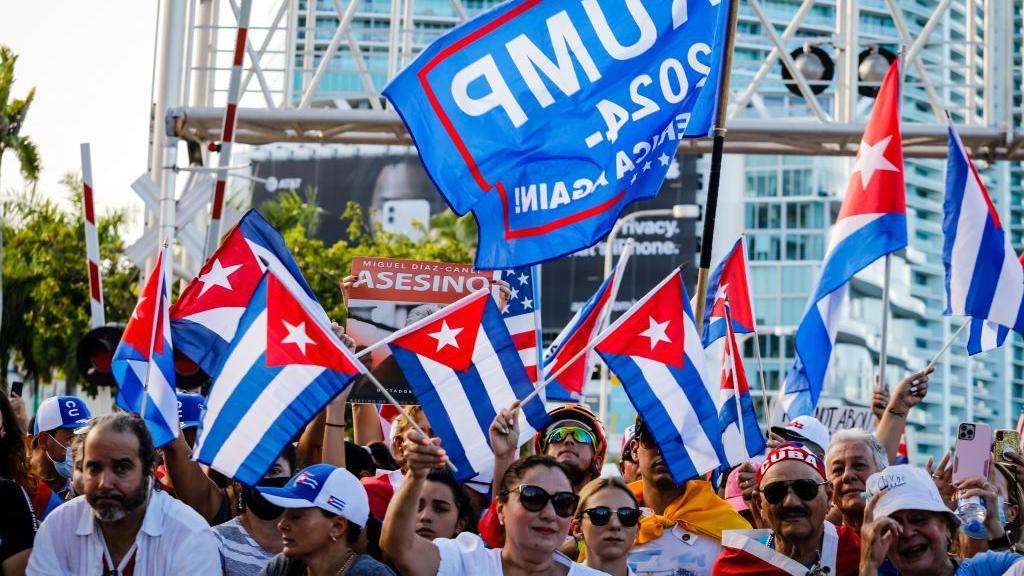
[573,477,640,576]
[860,464,1023,576]
[381,423,606,575]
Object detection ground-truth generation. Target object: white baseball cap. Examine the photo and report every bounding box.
[33,396,92,435]
[866,464,959,525]
[771,415,830,454]
[259,464,370,527]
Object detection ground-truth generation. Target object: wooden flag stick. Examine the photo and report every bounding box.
[927,321,969,372]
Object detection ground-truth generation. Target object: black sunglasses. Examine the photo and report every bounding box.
[505,484,579,518]
[584,506,641,527]
[761,479,827,505]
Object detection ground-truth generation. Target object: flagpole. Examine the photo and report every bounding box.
[693,0,741,329]
[878,50,905,392]
[360,369,459,473]
[140,242,168,420]
[599,239,634,424]
[926,321,968,372]
[724,303,748,447]
[750,331,771,430]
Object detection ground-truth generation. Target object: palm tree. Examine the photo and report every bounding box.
[0,45,41,338]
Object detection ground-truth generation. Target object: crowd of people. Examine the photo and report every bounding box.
[2,348,1024,575]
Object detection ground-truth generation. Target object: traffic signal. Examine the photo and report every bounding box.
[75,325,209,391]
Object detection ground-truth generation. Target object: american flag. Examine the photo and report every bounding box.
[494,266,542,384]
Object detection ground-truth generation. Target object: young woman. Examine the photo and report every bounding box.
[381,424,607,576]
[415,468,476,541]
[573,477,640,576]
[258,464,395,576]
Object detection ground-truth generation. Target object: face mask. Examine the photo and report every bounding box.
[999,496,1008,526]
[46,434,74,479]
[242,477,289,521]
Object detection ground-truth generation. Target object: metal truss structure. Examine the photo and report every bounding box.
[164,0,1023,160]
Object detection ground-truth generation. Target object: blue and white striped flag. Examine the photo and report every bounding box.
[594,269,726,484]
[194,272,365,485]
[387,289,551,483]
[944,122,1023,356]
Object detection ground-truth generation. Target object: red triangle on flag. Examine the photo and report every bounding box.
[171,228,264,317]
[595,274,686,368]
[121,252,166,359]
[266,275,360,374]
[721,313,750,394]
[391,292,488,372]
[838,56,906,220]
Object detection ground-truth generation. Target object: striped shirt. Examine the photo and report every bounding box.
[212,516,274,576]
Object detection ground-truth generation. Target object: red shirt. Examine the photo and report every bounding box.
[712,522,860,576]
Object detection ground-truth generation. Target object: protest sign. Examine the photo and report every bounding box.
[384,0,732,269]
[771,402,875,434]
[346,257,495,403]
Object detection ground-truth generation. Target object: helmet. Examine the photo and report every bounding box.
[533,404,607,479]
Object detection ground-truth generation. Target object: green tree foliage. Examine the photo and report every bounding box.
[0,174,137,392]
[262,195,479,321]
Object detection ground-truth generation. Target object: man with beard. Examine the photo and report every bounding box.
[628,417,750,576]
[26,412,219,574]
[713,443,860,576]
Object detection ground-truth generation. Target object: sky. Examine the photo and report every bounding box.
[1,1,159,239]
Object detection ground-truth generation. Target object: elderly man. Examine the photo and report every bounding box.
[27,412,219,574]
[826,429,888,532]
[713,443,860,576]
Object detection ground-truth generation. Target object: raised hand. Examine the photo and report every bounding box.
[489,401,521,461]
[403,429,447,479]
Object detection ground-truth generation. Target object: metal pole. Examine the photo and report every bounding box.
[598,239,633,424]
[751,331,772,427]
[191,0,216,108]
[152,0,188,254]
[80,144,105,329]
[204,0,252,259]
[694,0,741,329]
[878,254,892,390]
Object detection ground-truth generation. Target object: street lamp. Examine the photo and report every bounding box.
[598,204,700,425]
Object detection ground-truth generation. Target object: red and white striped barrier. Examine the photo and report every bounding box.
[204,0,252,260]
[80,143,105,328]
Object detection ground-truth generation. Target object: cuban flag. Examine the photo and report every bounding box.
[943,121,1024,355]
[718,302,766,469]
[702,236,757,347]
[780,58,907,418]
[112,245,179,448]
[544,242,631,400]
[193,272,365,486]
[387,289,551,483]
[494,266,542,383]
[594,269,726,484]
[171,210,327,375]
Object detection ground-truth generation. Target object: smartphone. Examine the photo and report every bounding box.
[995,429,1021,464]
[9,381,23,398]
[952,422,993,484]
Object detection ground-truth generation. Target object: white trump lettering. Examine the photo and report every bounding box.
[451,54,528,127]
[507,11,602,108]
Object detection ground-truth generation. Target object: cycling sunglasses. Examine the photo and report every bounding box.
[584,506,641,528]
[761,479,827,505]
[545,426,595,446]
[506,484,579,518]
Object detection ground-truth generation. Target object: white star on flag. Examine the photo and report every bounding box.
[281,320,316,355]
[132,296,147,320]
[428,321,462,351]
[197,259,243,297]
[517,273,529,285]
[658,153,671,166]
[714,283,730,304]
[639,317,671,350]
[509,286,519,300]
[852,134,900,188]
[521,297,533,310]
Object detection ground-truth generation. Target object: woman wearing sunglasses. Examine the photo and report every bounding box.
[381,426,608,575]
[713,443,861,576]
[573,477,641,576]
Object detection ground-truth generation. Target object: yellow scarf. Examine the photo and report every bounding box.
[630,479,751,545]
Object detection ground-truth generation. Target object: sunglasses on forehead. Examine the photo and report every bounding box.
[583,506,641,527]
[504,484,579,518]
[761,479,828,505]
[545,426,595,446]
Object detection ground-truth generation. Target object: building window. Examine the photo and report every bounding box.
[745,171,778,197]
[786,203,824,229]
[745,204,781,229]
[785,234,824,260]
[781,168,813,197]
[780,265,815,293]
[748,234,781,261]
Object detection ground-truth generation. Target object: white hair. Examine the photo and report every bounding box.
[827,429,889,472]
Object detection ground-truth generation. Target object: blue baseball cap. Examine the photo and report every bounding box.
[176,393,205,429]
[34,396,92,435]
[259,464,370,527]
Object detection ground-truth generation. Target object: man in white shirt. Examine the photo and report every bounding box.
[27,412,219,575]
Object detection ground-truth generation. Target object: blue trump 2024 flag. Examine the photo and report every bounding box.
[384,0,732,269]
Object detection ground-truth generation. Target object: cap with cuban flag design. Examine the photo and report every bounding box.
[259,464,370,527]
